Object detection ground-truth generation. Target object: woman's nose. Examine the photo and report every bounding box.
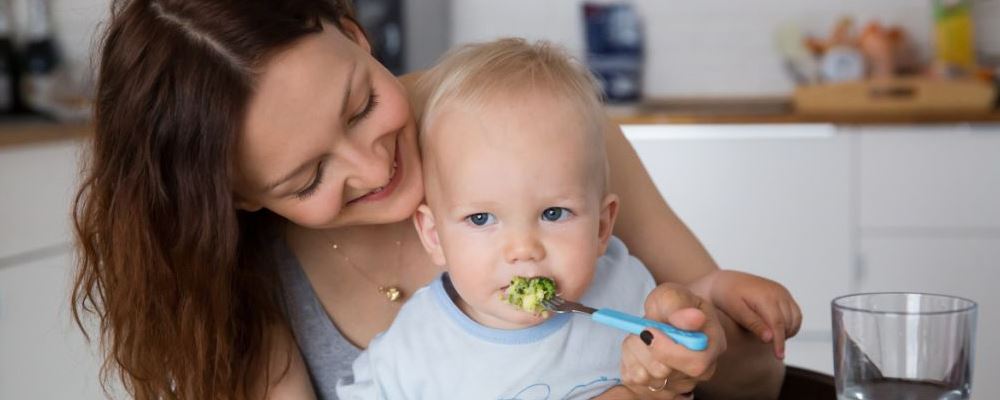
[340,140,392,189]
[503,229,546,264]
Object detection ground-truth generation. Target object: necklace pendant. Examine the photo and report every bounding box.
[379,286,402,302]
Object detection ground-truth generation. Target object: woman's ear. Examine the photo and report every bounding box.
[234,194,263,212]
[597,193,620,253]
[338,17,372,55]
[413,204,448,267]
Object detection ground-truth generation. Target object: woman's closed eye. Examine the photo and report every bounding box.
[294,161,325,200]
[541,207,573,222]
[465,212,497,227]
[348,88,379,125]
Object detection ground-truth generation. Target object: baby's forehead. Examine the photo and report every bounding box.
[425,91,599,146]
[422,98,606,198]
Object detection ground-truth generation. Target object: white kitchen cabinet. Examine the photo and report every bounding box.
[0,140,82,259]
[785,332,834,375]
[623,125,853,336]
[855,124,1000,398]
[0,252,110,400]
[858,236,1000,399]
[858,125,1000,230]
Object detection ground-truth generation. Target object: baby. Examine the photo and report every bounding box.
[337,38,797,399]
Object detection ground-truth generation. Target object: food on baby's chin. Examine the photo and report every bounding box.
[503,276,556,315]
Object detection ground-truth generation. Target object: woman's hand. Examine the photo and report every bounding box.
[619,283,727,398]
[701,270,802,359]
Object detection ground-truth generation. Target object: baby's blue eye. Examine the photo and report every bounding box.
[541,207,571,222]
[466,213,496,226]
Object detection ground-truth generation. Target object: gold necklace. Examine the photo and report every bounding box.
[325,231,405,302]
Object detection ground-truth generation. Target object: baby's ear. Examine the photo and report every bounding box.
[412,204,448,267]
[597,193,620,253]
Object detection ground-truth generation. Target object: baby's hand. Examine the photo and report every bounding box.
[706,270,801,359]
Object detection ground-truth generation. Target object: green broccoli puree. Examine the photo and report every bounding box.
[503,276,556,314]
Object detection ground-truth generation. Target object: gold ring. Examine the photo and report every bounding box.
[647,376,669,392]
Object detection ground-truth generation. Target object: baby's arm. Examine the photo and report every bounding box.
[692,270,802,359]
[593,385,638,399]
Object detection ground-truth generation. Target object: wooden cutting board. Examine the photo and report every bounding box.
[793,78,996,115]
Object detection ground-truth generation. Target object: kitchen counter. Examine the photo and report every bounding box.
[608,98,1000,125]
[0,120,91,149]
[3,97,1000,150]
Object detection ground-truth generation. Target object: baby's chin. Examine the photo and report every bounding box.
[498,307,554,329]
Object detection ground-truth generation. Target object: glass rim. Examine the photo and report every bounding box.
[832,292,978,316]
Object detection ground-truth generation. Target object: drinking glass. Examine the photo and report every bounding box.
[832,293,977,400]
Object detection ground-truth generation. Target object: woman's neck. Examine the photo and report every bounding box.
[321,219,415,249]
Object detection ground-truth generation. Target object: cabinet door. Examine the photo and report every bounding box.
[0,253,110,400]
[623,124,852,338]
[858,125,1000,230]
[0,141,82,259]
[859,236,1000,399]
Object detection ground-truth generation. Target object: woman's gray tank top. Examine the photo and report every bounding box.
[276,241,361,400]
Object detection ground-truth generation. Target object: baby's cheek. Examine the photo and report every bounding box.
[557,271,595,302]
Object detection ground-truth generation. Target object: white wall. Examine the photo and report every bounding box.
[35,0,954,97]
[451,0,937,97]
[404,0,451,71]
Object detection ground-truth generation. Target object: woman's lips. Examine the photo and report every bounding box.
[345,139,403,206]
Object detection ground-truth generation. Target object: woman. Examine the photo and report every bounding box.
[72,0,784,399]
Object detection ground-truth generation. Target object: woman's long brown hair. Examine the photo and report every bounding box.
[72,0,359,398]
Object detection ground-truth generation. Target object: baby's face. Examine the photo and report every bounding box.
[414,92,617,330]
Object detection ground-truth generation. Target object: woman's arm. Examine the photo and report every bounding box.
[604,118,718,285]
[606,120,786,398]
[255,328,317,400]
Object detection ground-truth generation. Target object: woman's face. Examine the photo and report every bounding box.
[234,22,424,229]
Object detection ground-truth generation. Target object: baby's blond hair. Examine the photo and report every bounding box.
[415,38,609,190]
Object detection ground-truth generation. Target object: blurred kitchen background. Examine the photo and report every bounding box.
[1,0,998,398]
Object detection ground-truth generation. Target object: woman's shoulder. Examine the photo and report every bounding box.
[398,70,429,120]
[398,70,425,91]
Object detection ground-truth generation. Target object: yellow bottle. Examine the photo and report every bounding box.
[934,0,976,69]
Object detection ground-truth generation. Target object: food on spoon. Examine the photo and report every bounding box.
[503,276,556,315]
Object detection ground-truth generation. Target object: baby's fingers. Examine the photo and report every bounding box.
[730,299,773,344]
[759,302,787,359]
[788,299,803,338]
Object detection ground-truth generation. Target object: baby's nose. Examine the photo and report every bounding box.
[503,231,546,264]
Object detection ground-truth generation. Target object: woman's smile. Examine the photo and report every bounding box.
[345,133,404,206]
